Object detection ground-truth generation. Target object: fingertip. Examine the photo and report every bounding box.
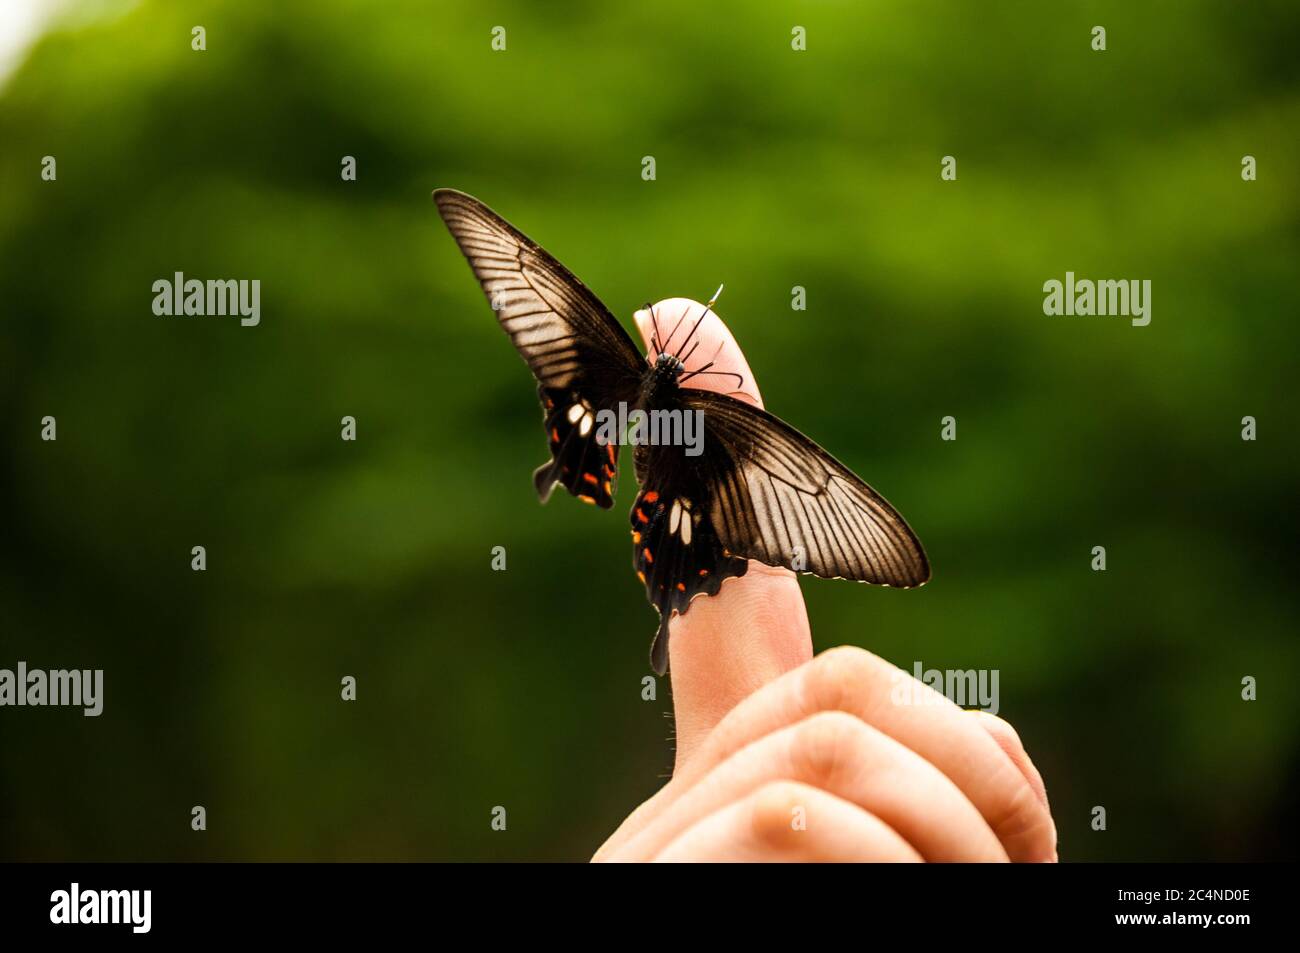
[634,298,763,408]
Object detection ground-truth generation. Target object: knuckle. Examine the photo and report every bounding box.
[803,645,877,712]
[748,781,811,848]
[791,710,868,786]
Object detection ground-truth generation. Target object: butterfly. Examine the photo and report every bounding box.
[434,189,929,675]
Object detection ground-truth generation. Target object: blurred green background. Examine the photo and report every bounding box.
[1,0,1297,861]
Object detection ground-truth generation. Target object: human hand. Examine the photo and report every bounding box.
[593,299,1056,862]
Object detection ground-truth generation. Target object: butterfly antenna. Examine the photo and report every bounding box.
[676,284,728,361]
[645,300,663,356]
[673,296,716,362]
[678,294,741,386]
[660,302,691,354]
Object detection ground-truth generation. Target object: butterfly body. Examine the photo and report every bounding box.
[642,352,687,401]
[434,189,930,675]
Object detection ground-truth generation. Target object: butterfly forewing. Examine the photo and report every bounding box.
[435,189,644,508]
[684,390,930,588]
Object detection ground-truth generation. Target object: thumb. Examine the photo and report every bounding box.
[632,298,813,772]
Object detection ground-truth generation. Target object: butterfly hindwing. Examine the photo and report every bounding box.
[629,485,749,675]
[535,386,618,508]
[434,189,643,506]
[683,390,930,588]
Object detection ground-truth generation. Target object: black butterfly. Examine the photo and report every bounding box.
[434,189,929,675]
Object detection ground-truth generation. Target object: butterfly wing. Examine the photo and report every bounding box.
[682,390,931,588]
[434,189,644,508]
[629,478,749,675]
